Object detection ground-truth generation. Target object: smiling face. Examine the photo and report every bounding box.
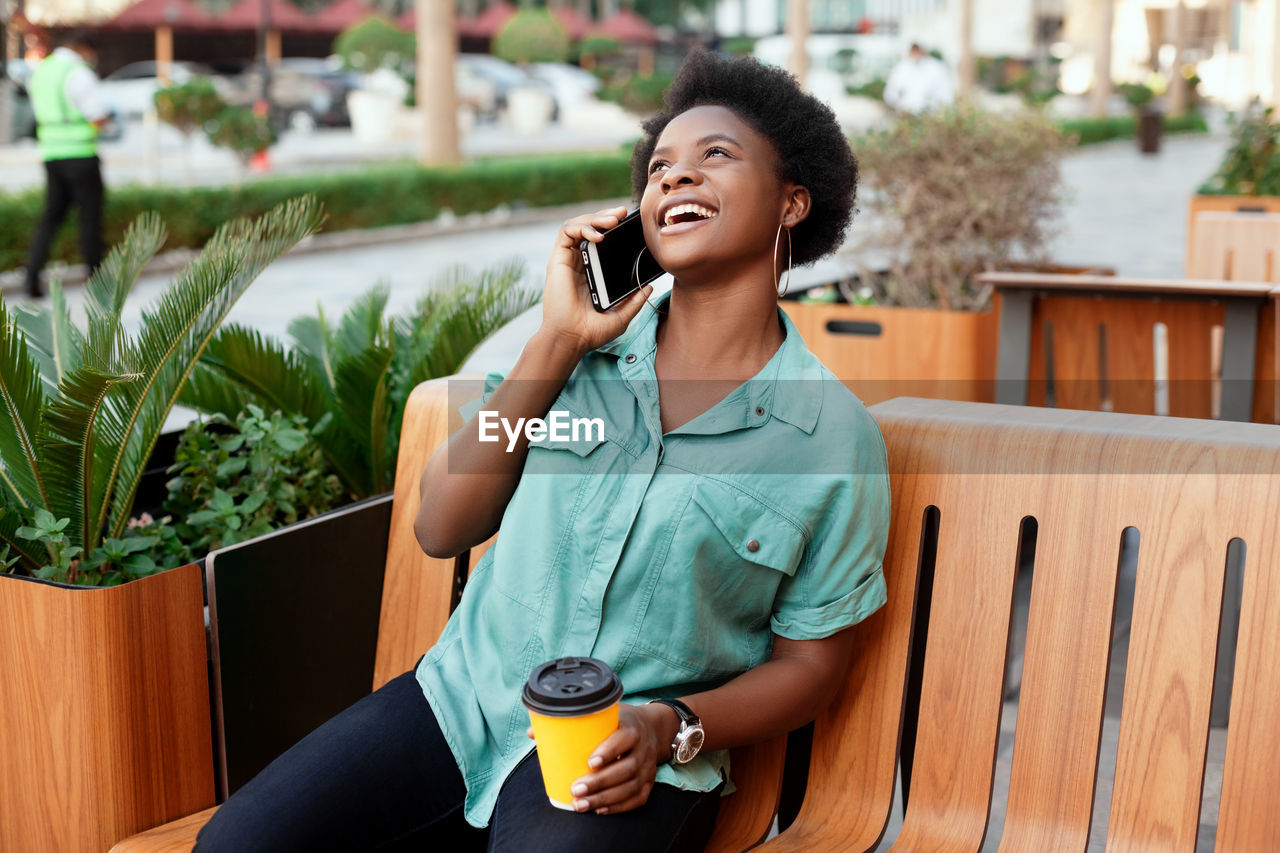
[639,105,801,284]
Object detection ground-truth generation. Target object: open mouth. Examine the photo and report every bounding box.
[662,203,719,228]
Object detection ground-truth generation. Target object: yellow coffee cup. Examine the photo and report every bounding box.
[522,657,624,810]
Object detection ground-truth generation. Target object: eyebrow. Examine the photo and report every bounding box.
[650,133,744,160]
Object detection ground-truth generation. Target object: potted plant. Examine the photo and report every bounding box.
[1190,106,1280,221]
[0,197,321,852]
[1117,81,1160,154]
[180,260,539,499]
[783,105,1070,406]
[493,9,568,133]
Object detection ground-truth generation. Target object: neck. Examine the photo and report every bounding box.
[655,262,786,381]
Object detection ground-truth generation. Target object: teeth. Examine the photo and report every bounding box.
[663,203,719,227]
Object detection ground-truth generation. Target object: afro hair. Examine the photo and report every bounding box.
[630,50,858,267]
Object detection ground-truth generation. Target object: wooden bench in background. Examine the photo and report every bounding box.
[759,397,1280,851]
[112,376,786,852]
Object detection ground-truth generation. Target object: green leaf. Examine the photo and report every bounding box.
[13,280,85,390]
[82,213,168,364]
[210,489,235,513]
[40,364,141,552]
[225,514,242,531]
[333,344,396,494]
[239,490,267,514]
[0,298,51,513]
[216,457,247,478]
[273,428,307,452]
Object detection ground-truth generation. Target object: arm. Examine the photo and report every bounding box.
[563,629,857,814]
[413,205,653,558]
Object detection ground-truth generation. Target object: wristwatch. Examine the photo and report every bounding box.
[647,698,705,765]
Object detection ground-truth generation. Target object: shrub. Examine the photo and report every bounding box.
[181,262,541,498]
[154,77,224,137]
[1057,112,1207,147]
[205,104,277,164]
[576,35,621,59]
[1200,107,1280,196]
[493,9,571,65]
[335,15,416,71]
[598,72,673,115]
[160,406,344,563]
[1117,81,1155,109]
[0,153,633,272]
[847,106,1068,311]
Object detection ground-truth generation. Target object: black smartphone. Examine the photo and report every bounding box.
[580,209,666,312]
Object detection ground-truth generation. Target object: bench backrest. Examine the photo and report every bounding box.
[374,376,784,851]
[772,397,1280,851]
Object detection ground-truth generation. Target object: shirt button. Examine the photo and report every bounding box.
[746,539,760,552]
[755,406,765,416]
[625,354,637,363]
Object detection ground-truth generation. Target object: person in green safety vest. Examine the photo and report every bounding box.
[23,29,109,299]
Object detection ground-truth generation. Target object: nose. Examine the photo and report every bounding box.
[660,160,702,193]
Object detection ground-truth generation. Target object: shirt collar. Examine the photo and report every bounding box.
[597,291,823,435]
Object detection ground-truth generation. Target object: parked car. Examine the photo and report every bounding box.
[456,53,556,116]
[230,59,362,131]
[528,62,601,114]
[99,60,233,120]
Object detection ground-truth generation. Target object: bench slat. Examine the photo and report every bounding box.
[1105,475,1236,851]
[999,502,1122,852]
[1216,476,1280,851]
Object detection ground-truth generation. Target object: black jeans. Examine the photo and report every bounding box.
[194,668,722,852]
[25,155,103,296]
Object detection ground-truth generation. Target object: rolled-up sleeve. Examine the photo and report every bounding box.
[458,370,506,423]
[770,412,891,640]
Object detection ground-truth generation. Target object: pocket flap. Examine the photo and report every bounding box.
[691,478,806,575]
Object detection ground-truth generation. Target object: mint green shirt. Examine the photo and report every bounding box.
[416,294,890,827]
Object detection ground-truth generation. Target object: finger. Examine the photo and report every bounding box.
[582,780,655,815]
[588,726,641,770]
[574,755,641,794]
[526,726,535,740]
[595,785,654,815]
[605,283,654,320]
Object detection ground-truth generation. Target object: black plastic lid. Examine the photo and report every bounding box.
[521,657,624,717]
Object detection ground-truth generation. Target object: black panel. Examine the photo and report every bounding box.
[206,493,394,798]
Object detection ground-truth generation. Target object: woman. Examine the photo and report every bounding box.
[196,50,889,853]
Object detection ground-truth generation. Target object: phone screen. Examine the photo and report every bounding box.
[583,209,666,310]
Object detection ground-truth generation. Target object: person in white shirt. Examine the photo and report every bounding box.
[24,29,109,298]
[883,43,954,115]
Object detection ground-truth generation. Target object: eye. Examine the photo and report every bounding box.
[705,147,730,159]
[648,160,669,175]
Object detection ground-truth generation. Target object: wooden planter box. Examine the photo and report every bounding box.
[782,302,998,406]
[0,564,215,852]
[1186,194,1280,274]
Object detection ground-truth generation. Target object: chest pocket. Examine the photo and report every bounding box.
[690,478,807,577]
[631,477,808,680]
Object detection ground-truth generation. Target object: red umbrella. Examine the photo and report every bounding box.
[596,8,658,44]
[461,0,516,37]
[312,0,385,34]
[103,0,215,30]
[215,0,320,33]
[396,8,414,30]
[551,5,591,40]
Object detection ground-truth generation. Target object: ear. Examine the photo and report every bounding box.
[781,185,812,228]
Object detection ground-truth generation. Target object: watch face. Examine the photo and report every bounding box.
[675,726,705,764]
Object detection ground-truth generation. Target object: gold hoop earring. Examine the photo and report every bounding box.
[773,224,793,299]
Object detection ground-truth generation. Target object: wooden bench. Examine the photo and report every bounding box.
[759,396,1280,850]
[112,376,786,852]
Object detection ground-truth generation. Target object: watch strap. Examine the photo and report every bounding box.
[649,698,700,725]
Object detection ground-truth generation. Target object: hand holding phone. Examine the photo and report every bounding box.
[581,209,667,312]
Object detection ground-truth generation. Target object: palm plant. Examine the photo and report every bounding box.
[180,260,539,498]
[0,197,322,584]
